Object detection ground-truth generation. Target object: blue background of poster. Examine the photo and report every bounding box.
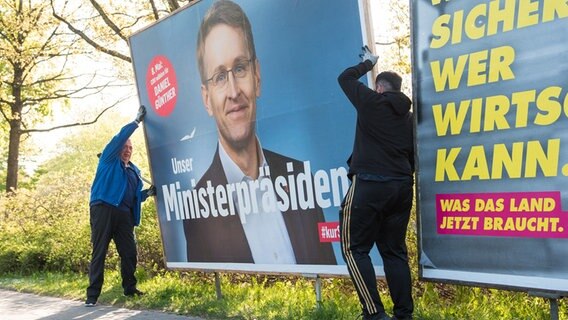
[130,0,374,273]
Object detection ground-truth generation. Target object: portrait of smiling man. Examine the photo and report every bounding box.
[182,0,336,265]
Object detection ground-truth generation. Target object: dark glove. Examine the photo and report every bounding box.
[146,185,156,197]
[359,45,378,66]
[135,105,146,124]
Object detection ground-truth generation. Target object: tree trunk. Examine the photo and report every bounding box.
[6,119,21,192]
[5,64,24,193]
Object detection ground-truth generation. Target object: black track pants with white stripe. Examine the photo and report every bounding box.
[340,175,414,318]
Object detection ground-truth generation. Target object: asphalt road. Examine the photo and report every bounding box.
[0,289,206,320]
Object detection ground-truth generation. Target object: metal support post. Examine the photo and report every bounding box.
[529,291,560,320]
[549,298,559,320]
[315,275,322,309]
[214,272,223,300]
[303,273,322,309]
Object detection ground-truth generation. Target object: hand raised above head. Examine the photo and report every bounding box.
[135,105,146,124]
[359,45,379,66]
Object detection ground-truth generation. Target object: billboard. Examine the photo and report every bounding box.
[412,0,568,293]
[129,0,377,275]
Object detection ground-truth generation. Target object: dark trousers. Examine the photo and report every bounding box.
[86,203,137,300]
[340,175,414,319]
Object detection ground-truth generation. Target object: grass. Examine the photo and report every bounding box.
[0,270,566,319]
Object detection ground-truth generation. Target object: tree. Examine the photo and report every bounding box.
[0,0,116,192]
[371,0,411,94]
[51,0,196,64]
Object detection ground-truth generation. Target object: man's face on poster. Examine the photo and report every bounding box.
[200,24,261,151]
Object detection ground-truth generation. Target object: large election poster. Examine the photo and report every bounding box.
[412,0,568,293]
[129,0,375,275]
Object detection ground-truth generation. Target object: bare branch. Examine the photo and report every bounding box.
[88,0,127,42]
[0,103,11,122]
[22,80,132,107]
[22,98,127,134]
[376,41,397,46]
[166,0,180,12]
[50,0,131,63]
[149,0,160,20]
[376,34,410,46]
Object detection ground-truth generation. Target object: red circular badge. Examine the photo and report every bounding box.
[146,55,178,117]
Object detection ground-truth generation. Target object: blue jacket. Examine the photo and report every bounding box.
[90,121,149,226]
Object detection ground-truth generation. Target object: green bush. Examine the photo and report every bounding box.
[0,171,93,272]
[0,245,20,273]
[0,118,158,275]
[18,245,47,272]
[0,180,160,274]
[136,202,165,271]
[2,181,77,271]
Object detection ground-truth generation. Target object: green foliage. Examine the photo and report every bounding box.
[0,1,72,123]
[0,181,91,273]
[137,202,166,270]
[371,0,412,96]
[0,114,150,274]
[0,271,566,319]
[0,244,20,273]
[0,0,80,191]
[0,118,7,191]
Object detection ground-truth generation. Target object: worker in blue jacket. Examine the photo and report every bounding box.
[85,105,155,307]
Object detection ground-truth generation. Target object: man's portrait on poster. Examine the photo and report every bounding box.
[182,0,336,265]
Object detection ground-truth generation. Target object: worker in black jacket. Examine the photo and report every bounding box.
[338,45,414,320]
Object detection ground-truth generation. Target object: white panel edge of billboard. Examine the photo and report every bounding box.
[358,0,375,88]
[168,262,388,278]
[423,269,568,293]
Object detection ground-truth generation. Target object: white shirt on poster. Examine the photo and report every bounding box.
[218,140,296,264]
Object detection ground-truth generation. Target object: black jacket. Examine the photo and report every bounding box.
[338,61,414,178]
[183,147,336,264]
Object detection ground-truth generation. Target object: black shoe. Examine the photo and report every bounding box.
[85,298,97,307]
[124,288,145,297]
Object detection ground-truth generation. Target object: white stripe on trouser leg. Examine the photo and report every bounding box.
[341,176,376,314]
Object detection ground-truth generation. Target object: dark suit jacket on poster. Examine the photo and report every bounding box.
[183,147,336,264]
